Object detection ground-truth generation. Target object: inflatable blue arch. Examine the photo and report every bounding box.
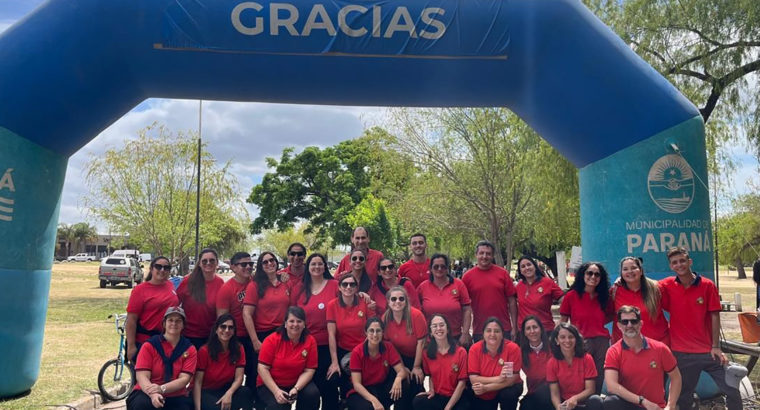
[0,0,714,397]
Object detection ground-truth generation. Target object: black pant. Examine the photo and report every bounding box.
[602,394,644,409]
[336,347,351,400]
[199,384,254,410]
[256,381,320,410]
[413,392,470,410]
[469,383,521,410]
[126,389,192,410]
[400,354,424,406]
[315,344,339,409]
[583,336,609,395]
[345,373,411,410]
[576,395,604,410]
[244,329,276,389]
[673,351,742,410]
[188,336,208,350]
[519,383,552,409]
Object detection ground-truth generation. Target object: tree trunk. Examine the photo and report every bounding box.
[736,256,747,279]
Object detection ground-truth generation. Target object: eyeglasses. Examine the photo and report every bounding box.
[341,282,358,288]
[351,256,365,262]
[219,324,235,331]
[235,262,254,268]
[390,296,405,302]
[379,264,395,271]
[154,264,172,271]
[289,251,306,257]
[585,271,601,278]
[618,319,641,326]
[431,264,447,271]
[261,258,277,265]
[201,258,217,265]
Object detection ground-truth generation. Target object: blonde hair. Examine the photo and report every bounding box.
[382,286,413,335]
[618,257,661,321]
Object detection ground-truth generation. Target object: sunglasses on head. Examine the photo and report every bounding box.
[585,270,601,278]
[379,264,395,271]
[236,262,254,268]
[618,319,641,326]
[201,258,217,265]
[289,251,306,257]
[351,256,365,262]
[262,258,277,265]
[154,263,172,271]
[390,296,405,302]
[341,281,357,288]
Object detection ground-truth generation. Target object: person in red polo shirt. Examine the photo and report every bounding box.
[515,256,564,333]
[468,317,523,410]
[279,243,306,282]
[193,313,253,410]
[414,314,469,410]
[603,305,681,410]
[369,257,420,313]
[127,306,196,410]
[177,248,225,349]
[660,247,741,410]
[257,306,320,410]
[398,233,430,288]
[417,253,473,347]
[462,241,517,342]
[336,227,385,282]
[517,316,553,409]
[216,251,254,386]
[609,257,669,345]
[546,323,603,410]
[346,318,410,410]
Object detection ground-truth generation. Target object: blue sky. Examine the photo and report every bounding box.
[2,1,757,232]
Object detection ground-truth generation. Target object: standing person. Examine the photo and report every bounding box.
[398,233,430,288]
[369,258,420,313]
[467,318,523,410]
[560,262,612,393]
[346,318,410,410]
[603,306,682,410]
[280,243,307,282]
[257,306,320,410]
[546,323,603,410]
[462,241,518,341]
[381,286,427,402]
[515,256,564,332]
[327,273,376,399]
[126,256,179,362]
[216,252,254,385]
[178,248,225,348]
[517,316,553,409]
[293,253,340,410]
[127,307,196,410]
[414,314,470,410]
[340,248,373,293]
[660,247,741,410]
[609,257,669,345]
[193,314,253,410]
[336,227,385,281]
[417,254,473,347]
[752,258,760,309]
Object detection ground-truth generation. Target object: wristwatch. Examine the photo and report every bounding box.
[638,395,644,405]
[160,385,167,394]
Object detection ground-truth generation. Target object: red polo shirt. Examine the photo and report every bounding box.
[383,307,428,358]
[243,280,292,333]
[177,275,225,338]
[348,341,402,396]
[417,278,471,337]
[398,259,430,289]
[604,337,677,408]
[467,340,523,401]
[326,298,375,351]
[279,265,305,283]
[256,332,318,387]
[215,277,250,337]
[422,346,468,397]
[369,279,420,314]
[134,338,197,397]
[463,265,517,334]
[610,284,670,345]
[546,353,597,401]
[659,274,720,353]
[293,280,339,346]
[522,348,552,394]
[559,290,611,339]
[516,276,564,331]
[336,249,384,282]
[197,344,246,390]
[127,281,179,343]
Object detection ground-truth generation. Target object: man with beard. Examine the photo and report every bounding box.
[280,242,307,282]
[336,227,384,281]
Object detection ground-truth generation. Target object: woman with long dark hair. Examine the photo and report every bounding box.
[515,256,564,332]
[467,317,523,410]
[546,323,603,410]
[413,314,469,410]
[517,316,552,409]
[416,254,473,347]
[559,262,612,393]
[610,256,669,345]
[193,314,253,410]
[345,248,373,293]
[178,248,225,348]
[369,257,420,313]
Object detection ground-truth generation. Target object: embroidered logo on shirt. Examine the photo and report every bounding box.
[697,297,704,304]
[302,349,308,358]
[183,351,189,358]
[358,311,365,318]
[537,286,544,294]
[498,358,505,366]
[649,361,657,369]
[451,288,458,295]
[452,363,459,372]
[383,360,389,367]
[237,290,246,303]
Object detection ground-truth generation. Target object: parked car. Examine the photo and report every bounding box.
[68,253,96,262]
[98,256,144,288]
[111,249,140,260]
[217,260,230,273]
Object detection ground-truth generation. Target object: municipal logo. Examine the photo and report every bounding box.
[647,154,694,214]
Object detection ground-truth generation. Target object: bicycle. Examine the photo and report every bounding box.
[97,313,136,401]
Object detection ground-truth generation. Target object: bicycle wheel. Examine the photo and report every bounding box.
[97,358,135,401]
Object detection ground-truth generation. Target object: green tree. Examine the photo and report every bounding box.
[57,223,76,257]
[73,222,98,254]
[717,193,760,278]
[83,122,248,260]
[345,194,398,256]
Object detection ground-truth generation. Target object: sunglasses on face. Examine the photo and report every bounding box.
[219,324,235,331]
[390,296,405,302]
[289,251,306,257]
[431,264,447,271]
[341,282,357,288]
[585,271,601,278]
[351,256,365,262]
[235,262,254,268]
[618,319,641,326]
[367,328,382,334]
[379,264,395,271]
[154,264,172,271]
[201,258,217,265]
[262,258,277,265]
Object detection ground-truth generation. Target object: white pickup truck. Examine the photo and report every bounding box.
[99,256,144,288]
[67,253,96,262]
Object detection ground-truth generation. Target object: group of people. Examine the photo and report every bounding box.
[123,227,741,410]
